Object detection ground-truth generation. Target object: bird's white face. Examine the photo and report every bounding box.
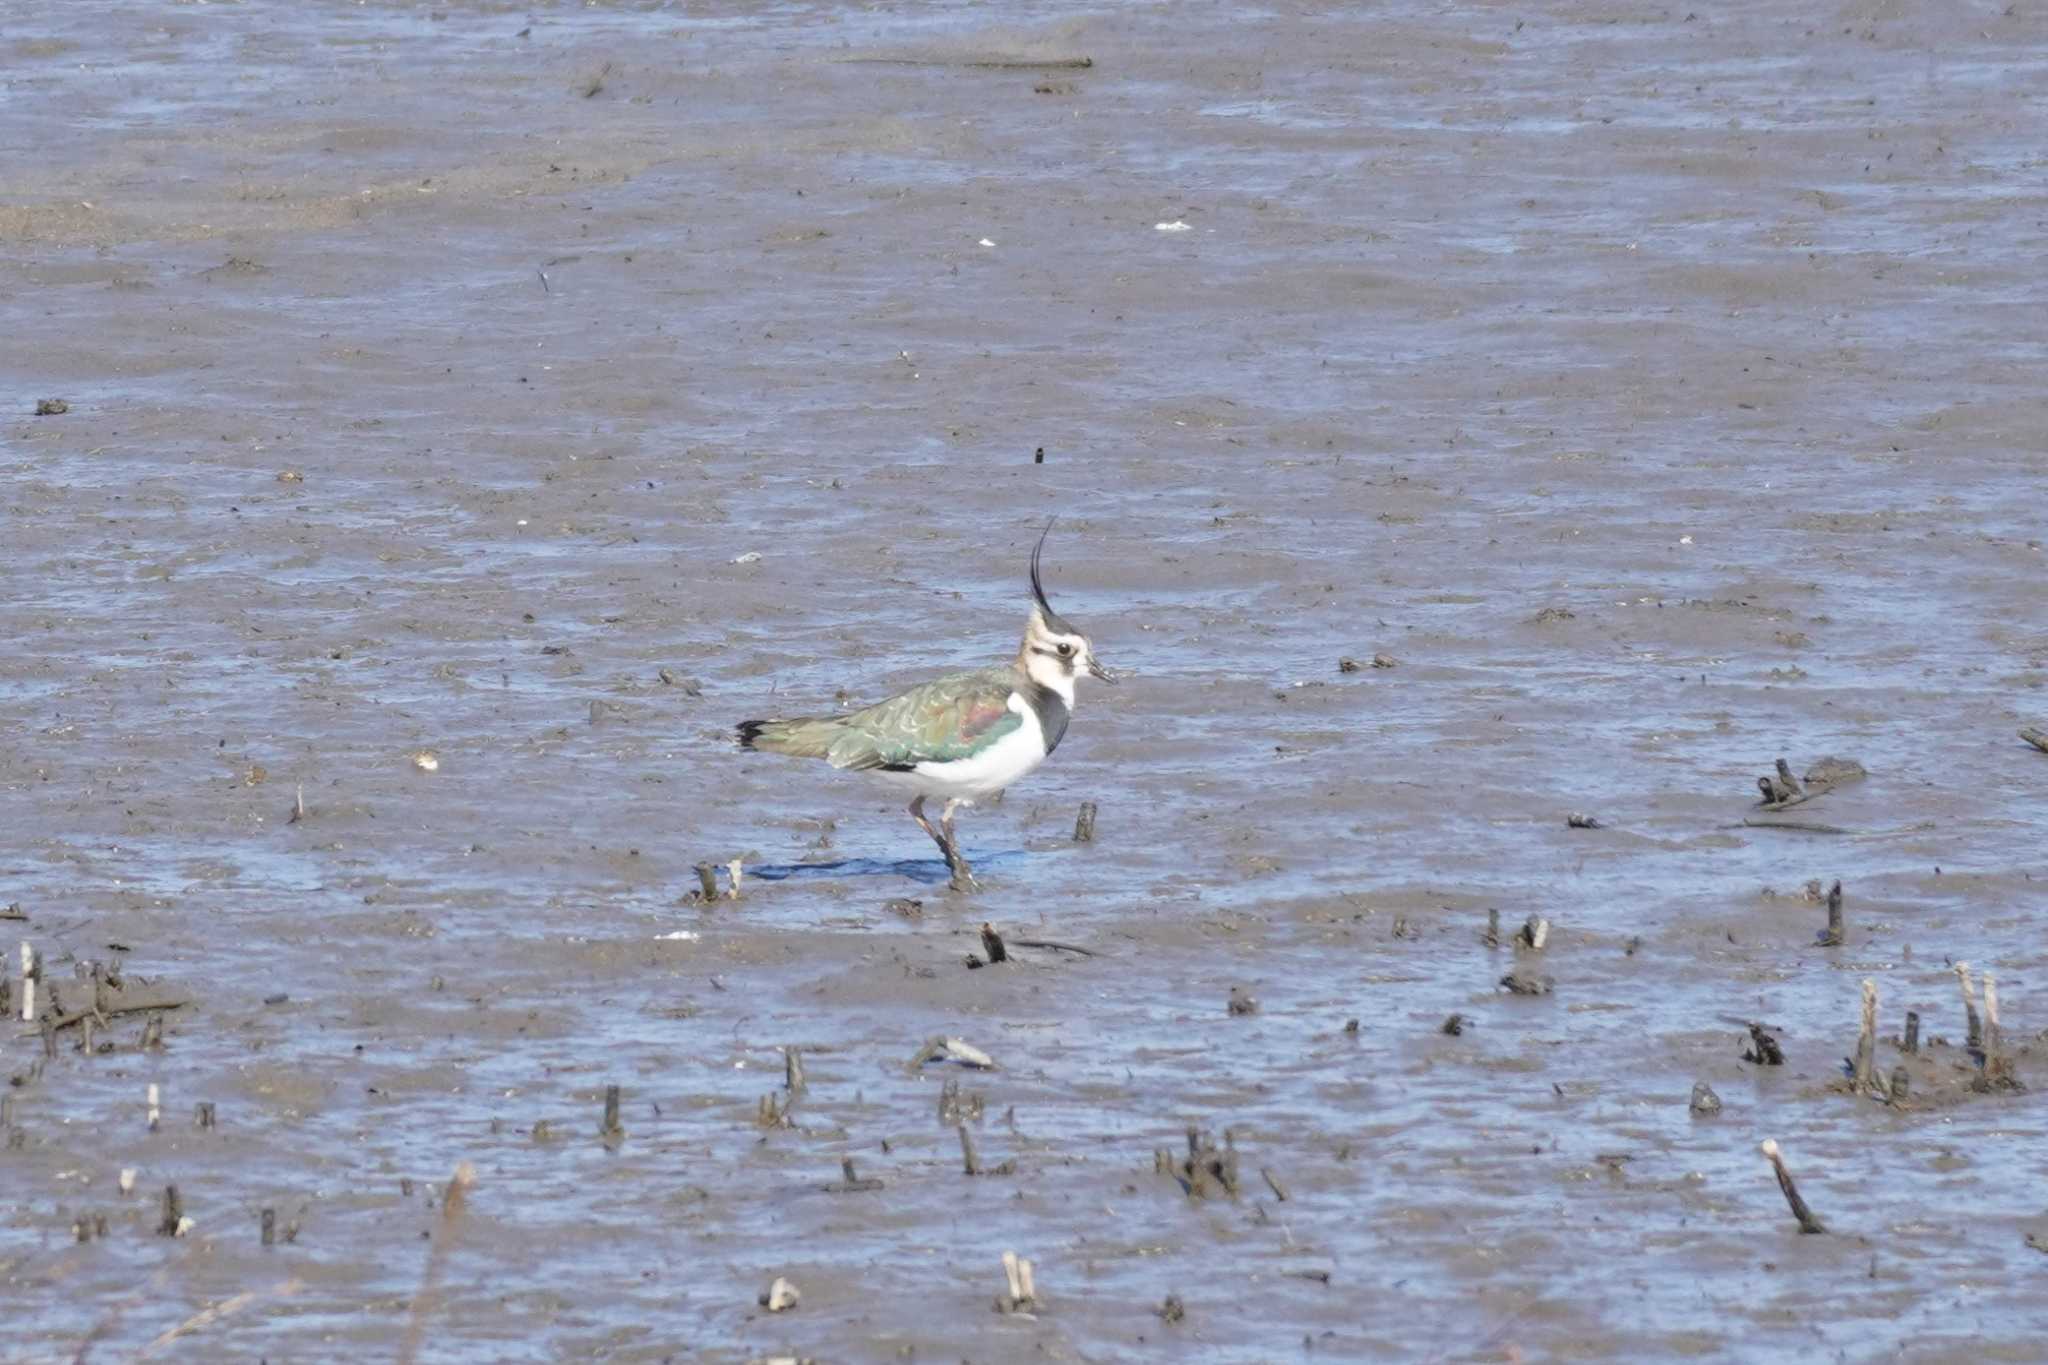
[1020,606,1116,701]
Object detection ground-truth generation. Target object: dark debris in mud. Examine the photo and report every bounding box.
[1159,1127,1241,1199]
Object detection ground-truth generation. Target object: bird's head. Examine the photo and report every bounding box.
[1019,521,1117,698]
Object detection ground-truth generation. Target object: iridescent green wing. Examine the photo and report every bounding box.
[827,668,1022,770]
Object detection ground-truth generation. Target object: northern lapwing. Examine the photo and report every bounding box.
[737,523,1116,892]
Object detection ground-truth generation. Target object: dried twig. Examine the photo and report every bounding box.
[1736,818,1851,835]
[1007,938,1098,957]
[1760,1139,1827,1234]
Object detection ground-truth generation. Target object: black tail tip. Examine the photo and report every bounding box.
[736,719,767,749]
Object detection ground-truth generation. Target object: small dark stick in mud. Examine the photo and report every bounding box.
[1889,1067,1910,1104]
[693,863,719,902]
[261,1208,276,1247]
[195,1101,216,1131]
[287,784,305,825]
[1073,801,1097,842]
[1852,979,1878,1094]
[784,1048,806,1097]
[599,1085,624,1145]
[158,1185,183,1237]
[1818,881,1845,947]
[979,924,1009,964]
[1484,909,1500,948]
[1760,1139,1827,1234]
[1903,1010,1920,1054]
[1743,1023,1785,1066]
[959,1124,980,1176]
[823,1156,884,1193]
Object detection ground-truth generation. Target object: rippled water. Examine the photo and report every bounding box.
[4,1,2047,1360]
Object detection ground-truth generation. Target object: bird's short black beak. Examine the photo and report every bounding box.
[1088,658,1120,684]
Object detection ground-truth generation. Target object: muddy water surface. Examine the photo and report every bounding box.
[5,1,2048,1360]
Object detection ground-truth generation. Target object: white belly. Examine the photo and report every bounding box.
[872,697,1048,801]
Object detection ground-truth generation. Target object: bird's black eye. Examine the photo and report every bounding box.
[1056,642,1075,657]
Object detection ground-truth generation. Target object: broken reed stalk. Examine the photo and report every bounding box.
[1737,817,1850,835]
[20,941,33,1023]
[1983,972,2007,1082]
[1073,801,1097,842]
[784,1048,806,1097]
[694,863,719,901]
[1759,1139,1827,1234]
[157,1185,182,1237]
[1775,758,1804,798]
[1852,979,1878,1094]
[1819,881,1844,946]
[979,923,1008,964]
[395,1161,477,1365]
[1955,962,1982,1050]
[600,1084,624,1143]
[1903,1010,1920,1054]
[959,1124,979,1176]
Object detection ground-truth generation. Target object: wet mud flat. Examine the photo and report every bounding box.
[5,0,2048,1359]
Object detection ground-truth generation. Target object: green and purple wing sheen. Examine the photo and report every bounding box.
[737,668,1023,770]
[827,668,1021,770]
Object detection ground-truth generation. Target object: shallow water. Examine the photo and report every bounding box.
[5,1,2048,1360]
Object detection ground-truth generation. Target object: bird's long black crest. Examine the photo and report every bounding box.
[1029,518,1078,633]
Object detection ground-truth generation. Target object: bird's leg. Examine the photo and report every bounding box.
[909,796,958,876]
[940,798,978,893]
